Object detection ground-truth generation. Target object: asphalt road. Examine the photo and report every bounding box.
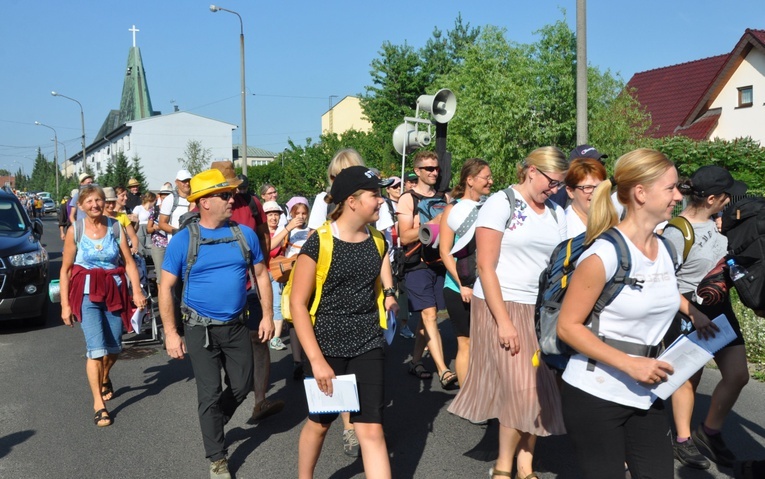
[1,214,763,478]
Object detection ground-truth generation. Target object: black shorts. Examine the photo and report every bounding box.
[663,292,745,349]
[246,291,263,331]
[305,347,385,425]
[444,288,470,337]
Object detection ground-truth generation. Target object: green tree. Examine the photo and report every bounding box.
[0,168,10,176]
[98,152,132,188]
[179,140,212,175]
[131,156,148,191]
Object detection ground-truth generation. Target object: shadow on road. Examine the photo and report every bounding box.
[0,430,35,459]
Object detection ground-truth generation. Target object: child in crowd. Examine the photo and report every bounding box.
[291,166,398,479]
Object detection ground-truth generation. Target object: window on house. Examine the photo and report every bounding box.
[738,86,753,108]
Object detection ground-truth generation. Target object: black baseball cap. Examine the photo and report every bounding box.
[405,171,418,182]
[329,166,394,204]
[568,144,608,163]
[691,165,747,197]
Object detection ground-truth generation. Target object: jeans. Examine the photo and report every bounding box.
[186,319,254,461]
[80,294,123,359]
[271,277,283,321]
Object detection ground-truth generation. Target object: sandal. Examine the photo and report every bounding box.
[94,408,113,427]
[408,361,432,380]
[489,467,511,478]
[439,369,459,390]
[101,380,114,401]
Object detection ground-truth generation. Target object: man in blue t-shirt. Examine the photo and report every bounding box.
[159,168,273,479]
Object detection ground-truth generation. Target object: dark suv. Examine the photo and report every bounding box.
[0,190,49,326]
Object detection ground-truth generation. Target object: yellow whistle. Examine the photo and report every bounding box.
[532,349,540,368]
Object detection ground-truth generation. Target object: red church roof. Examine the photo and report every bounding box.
[626,28,765,140]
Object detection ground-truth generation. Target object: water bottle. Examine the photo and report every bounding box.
[727,258,748,281]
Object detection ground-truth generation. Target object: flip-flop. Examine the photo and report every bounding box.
[94,408,112,427]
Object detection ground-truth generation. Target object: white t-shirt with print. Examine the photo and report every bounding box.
[158,192,190,242]
[561,230,681,410]
[473,186,567,304]
[276,225,310,258]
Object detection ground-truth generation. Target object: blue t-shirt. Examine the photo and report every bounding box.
[162,223,263,320]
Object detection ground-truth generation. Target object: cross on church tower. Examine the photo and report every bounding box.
[129,25,139,47]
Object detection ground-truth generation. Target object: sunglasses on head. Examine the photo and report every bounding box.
[206,191,233,201]
[417,166,440,173]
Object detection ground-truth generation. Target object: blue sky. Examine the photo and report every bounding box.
[2,0,764,175]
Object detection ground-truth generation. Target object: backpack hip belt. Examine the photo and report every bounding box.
[182,304,247,348]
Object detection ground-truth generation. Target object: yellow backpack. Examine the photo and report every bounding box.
[282,221,387,329]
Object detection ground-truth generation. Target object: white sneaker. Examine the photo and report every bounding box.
[269,337,287,350]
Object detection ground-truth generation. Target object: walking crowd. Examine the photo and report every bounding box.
[55,145,765,479]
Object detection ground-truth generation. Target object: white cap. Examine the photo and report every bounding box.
[175,169,192,181]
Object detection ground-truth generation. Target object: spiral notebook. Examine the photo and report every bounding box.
[304,374,360,414]
[650,314,736,400]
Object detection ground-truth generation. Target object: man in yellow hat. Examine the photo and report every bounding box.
[158,168,274,479]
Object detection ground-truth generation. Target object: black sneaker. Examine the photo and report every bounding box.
[693,423,736,467]
[674,438,710,469]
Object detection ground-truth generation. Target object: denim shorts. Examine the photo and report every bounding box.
[80,294,123,359]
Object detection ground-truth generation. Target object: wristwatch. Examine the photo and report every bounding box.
[383,287,396,297]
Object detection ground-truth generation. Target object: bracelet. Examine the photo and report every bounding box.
[383,287,396,297]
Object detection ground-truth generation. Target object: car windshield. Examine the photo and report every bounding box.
[0,199,27,233]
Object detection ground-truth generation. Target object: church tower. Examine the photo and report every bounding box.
[96,25,158,140]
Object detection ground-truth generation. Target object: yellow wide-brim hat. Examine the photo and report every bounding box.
[187,169,237,202]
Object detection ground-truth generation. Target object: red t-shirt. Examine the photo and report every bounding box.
[230,193,266,229]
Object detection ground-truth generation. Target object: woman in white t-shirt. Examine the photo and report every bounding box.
[563,158,606,238]
[448,147,568,479]
[557,149,711,478]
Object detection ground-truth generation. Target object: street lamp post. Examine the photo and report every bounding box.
[51,91,87,173]
[210,4,248,177]
[34,121,59,198]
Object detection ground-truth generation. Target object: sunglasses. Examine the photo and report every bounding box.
[206,191,233,201]
[537,169,564,189]
[417,166,440,173]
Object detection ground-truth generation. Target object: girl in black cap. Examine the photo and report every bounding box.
[290,166,397,479]
[663,165,748,470]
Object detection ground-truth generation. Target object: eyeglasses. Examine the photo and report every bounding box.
[537,169,564,189]
[416,166,440,173]
[474,175,493,182]
[265,189,277,196]
[206,191,233,201]
[574,184,598,194]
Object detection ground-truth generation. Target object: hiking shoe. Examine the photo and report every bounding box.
[342,429,360,457]
[399,325,415,339]
[251,398,285,422]
[269,337,287,350]
[693,424,736,467]
[210,458,232,479]
[674,438,710,469]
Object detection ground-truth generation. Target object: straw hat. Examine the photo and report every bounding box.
[127,178,141,187]
[102,187,117,202]
[187,169,236,202]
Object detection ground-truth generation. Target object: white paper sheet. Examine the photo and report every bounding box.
[303,374,360,414]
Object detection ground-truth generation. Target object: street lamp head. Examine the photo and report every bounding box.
[210,5,220,12]
[51,91,58,96]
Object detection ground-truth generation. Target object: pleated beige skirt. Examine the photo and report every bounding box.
[448,297,566,436]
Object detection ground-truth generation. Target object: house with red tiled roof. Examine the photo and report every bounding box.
[627,29,765,143]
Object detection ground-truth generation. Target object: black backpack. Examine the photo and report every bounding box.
[721,197,765,310]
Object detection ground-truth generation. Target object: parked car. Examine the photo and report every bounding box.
[0,190,49,326]
[42,197,56,214]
